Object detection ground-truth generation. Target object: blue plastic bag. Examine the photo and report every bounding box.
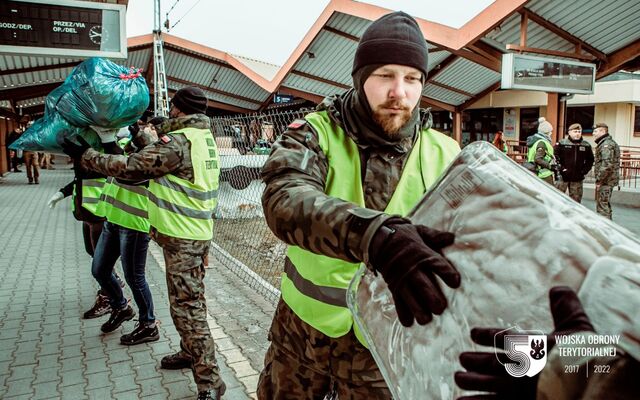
[10,113,102,154]
[53,57,149,128]
[10,57,149,153]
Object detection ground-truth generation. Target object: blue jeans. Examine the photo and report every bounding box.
[92,221,155,322]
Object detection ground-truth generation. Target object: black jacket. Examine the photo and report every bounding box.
[554,138,594,182]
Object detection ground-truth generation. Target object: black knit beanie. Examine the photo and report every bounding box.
[171,87,208,115]
[352,11,428,81]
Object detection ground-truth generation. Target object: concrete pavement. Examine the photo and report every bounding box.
[0,167,273,400]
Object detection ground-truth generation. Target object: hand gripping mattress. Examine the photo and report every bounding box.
[347,141,640,399]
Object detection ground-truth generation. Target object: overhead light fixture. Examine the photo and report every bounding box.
[306,51,315,59]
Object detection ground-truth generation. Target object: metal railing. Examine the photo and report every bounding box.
[210,109,312,304]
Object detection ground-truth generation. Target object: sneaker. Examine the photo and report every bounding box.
[83,294,112,319]
[197,383,226,400]
[120,322,160,345]
[160,351,192,369]
[100,305,135,333]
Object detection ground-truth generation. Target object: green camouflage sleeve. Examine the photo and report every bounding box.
[261,122,388,263]
[80,136,183,181]
[595,143,618,182]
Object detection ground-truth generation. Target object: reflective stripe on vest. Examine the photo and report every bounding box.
[147,127,220,240]
[527,139,554,179]
[282,111,460,345]
[102,178,150,233]
[72,178,106,216]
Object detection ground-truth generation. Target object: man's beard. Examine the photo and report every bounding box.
[372,100,413,137]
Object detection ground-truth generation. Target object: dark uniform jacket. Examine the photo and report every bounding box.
[554,138,594,182]
[261,93,433,265]
[594,134,620,186]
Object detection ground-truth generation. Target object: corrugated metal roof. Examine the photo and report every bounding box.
[484,0,640,56]
[167,80,261,111]
[294,30,355,86]
[528,0,640,54]
[164,50,269,102]
[0,55,80,89]
[423,83,471,106]
[282,74,346,98]
[231,54,280,81]
[432,57,501,95]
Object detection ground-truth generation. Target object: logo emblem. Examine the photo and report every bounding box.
[495,328,547,378]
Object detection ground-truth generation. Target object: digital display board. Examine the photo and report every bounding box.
[501,53,596,95]
[0,0,126,58]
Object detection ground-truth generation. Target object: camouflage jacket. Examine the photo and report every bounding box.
[261,96,432,264]
[80,114,213,243]
[594,134,620,186]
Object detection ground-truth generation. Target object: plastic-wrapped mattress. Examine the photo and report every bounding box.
[348,141,640,399]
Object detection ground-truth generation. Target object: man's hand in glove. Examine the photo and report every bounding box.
[47,192,64,209]
[61,136,91,160]
[454,286,595,400]
[368,217,460,327]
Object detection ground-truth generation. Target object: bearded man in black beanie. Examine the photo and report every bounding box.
[62,86,226,399]
[257,11,461,399]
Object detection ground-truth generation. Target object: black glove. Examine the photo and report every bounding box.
[368,217,460,327]
[61,136,91,160]
[454,286,595,399]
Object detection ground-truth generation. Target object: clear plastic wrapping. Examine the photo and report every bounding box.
[347,141,640,399]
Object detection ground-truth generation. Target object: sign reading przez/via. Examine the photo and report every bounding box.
[0,0,127,58]
[501,53,596,95]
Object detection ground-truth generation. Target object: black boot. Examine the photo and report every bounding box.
[101,305,135,333]
[197,382,226,400]
[120,321,160,345]
[160,351,192,369]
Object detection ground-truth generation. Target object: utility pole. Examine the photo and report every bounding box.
[153,0,169,117]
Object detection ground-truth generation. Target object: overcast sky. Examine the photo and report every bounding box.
[126,0,494,65]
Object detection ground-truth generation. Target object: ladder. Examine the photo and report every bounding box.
[152,0,169,117]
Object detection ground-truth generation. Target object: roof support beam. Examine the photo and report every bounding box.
[467,41,503,63]
[445,47,501,72]
[520,8,607,61]
[165,88,254,114]
[420,95,456,112]
[167,75,263,105]
[506,44,596,61]
[428,81,474,98]
[0,61,80,77]
[520,12,528,46]
[0,82,60,101]
[290,70,350,90]
[596,38,640,79]
[458,81,501,111]
[322,26,359,42]
[164,45,232,71]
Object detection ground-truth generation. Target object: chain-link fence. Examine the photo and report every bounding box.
[210,108,312,304]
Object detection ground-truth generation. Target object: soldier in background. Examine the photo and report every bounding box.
[554,123,594,203]
[62,87,225,400]
[593,122,620,219]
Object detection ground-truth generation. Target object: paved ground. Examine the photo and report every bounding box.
[1,166,639,400]
[0,166,274,400]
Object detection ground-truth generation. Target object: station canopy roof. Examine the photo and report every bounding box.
[1,0,640,117]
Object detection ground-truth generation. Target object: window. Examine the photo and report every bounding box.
[635,106,640,136]
[519,108,539,141]
[462,108,504,145]
[431,111,452,134]
[566,106,595,135]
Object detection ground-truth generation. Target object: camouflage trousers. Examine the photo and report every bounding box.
[257,299,391,400]
[555,180,584,202]
[596,184,613,219]
[154,232,223,392]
